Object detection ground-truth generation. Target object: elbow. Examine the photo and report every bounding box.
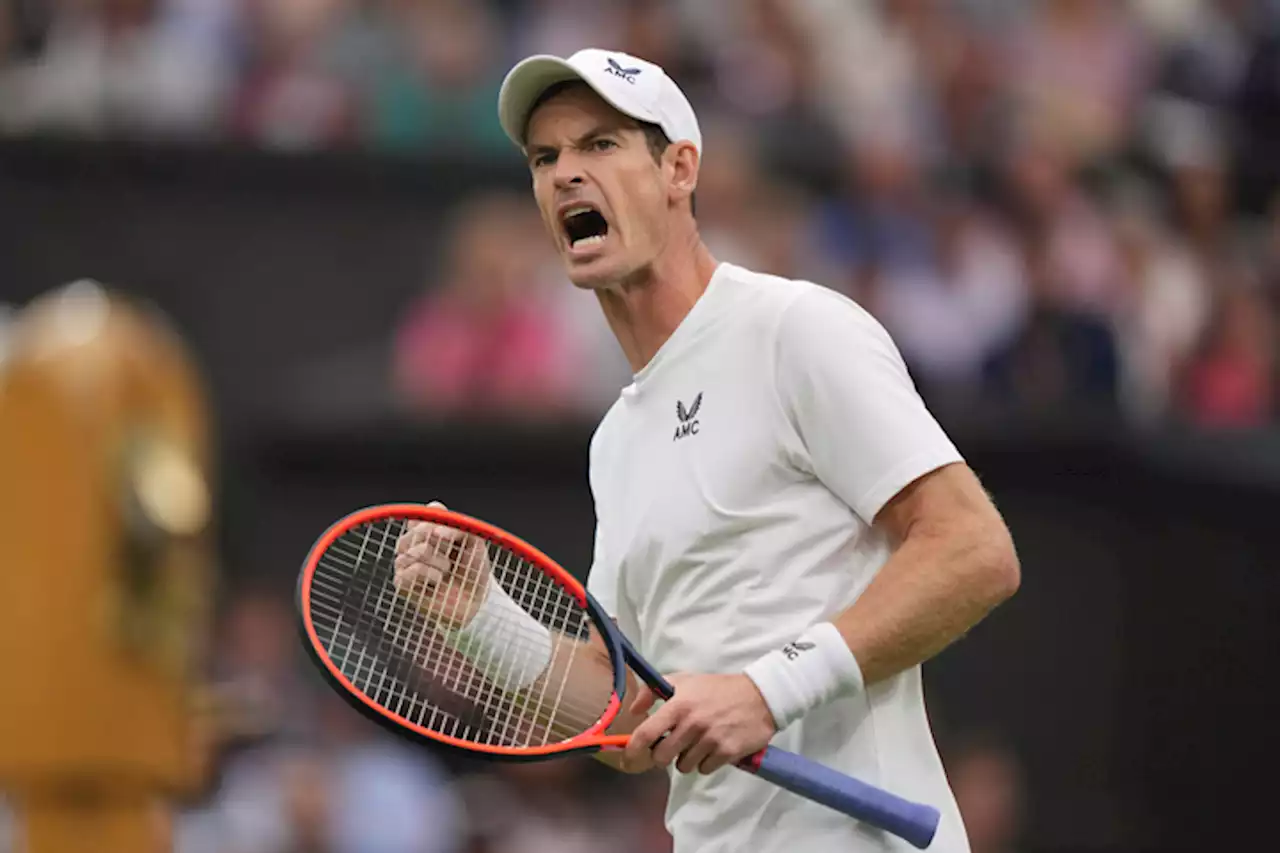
[950,514,1019,609]
[982,533,1021,607]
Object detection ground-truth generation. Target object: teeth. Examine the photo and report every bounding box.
[564,206,594,219]
[571,234,605,249]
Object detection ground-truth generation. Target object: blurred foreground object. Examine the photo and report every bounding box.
[947,732,1024,853]
[0,281,216,853]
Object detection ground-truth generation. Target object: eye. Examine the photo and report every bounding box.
[591,138,617,152]
[531,151,556,168]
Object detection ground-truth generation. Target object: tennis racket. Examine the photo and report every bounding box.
[295,503,940,849]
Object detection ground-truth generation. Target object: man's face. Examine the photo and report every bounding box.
[524,85,672,289]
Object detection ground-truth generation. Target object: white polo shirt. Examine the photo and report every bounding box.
[585,262,970,853]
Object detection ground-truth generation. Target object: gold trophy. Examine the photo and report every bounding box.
[0,281,215,853]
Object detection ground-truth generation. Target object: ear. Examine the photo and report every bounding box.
[666,141,699,211]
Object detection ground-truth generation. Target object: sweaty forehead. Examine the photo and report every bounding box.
[524,84,641,147]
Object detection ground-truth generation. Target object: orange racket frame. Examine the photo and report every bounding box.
[295,503,629,760]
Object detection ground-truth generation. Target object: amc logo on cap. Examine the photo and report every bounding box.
[605,57,642,84]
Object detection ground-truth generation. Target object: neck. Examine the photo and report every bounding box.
[595,233,719,373]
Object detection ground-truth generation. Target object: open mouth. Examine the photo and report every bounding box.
[561,205,609,251]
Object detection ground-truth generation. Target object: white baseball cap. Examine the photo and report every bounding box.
[497,48,702,155]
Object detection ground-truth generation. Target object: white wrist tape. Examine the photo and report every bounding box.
[743,622,865,731]
[445,578,552,692]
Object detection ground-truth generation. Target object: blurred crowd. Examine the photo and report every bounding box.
[4,0,1280,428]
[5,0,1280,428]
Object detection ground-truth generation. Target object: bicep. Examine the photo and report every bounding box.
[874,462,994,542]
[873,462,1018,586]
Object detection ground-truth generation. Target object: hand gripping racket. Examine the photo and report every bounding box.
[295,504,940,849]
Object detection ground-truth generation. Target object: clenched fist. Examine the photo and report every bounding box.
[393,501,493,630]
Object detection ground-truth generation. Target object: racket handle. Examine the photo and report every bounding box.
[741,747,940,849]
[618,632,677,698]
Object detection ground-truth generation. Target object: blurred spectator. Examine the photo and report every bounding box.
[513,0,627,63]
[737,179,826,284]
[617,0,680,72]
[1112,201,1211,422]
[790,0,955,164]
[697,0,815,125]
[872,190,1029,404]
[212,584,318,741]
[459,761,609,853]
[1004,0,1150,167]
[981,234,1122,420]
[810,136,937,300]
[178,692,466,853]
[691,114,826,287]
[691,117,770,269]
[933,12,1008,171]
[160,0,243,61]
[0,0,230,138]
[1001,123,1125,318]
[1141,0,1253,112]
[1175,263,1276,428]
[229,0,359,150]
[1230,5,1280,211]
[392,192,604,419]
[947,732,1026,853]
[1166,133,1234,262]
[458,759,669,853]
[363,0,509,155]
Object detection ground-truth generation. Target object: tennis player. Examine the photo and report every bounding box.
[399,48,1020,853]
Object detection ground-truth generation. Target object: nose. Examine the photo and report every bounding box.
[552,151,586,190]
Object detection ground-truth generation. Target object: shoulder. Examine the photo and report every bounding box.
[717,261,824,307]
[716,263,866,335]
[718,263,890,352]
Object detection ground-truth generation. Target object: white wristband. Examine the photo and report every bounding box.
[445,577,552,692]
[742,622,864,732]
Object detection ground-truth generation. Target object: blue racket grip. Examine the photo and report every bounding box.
[743,746,940,849]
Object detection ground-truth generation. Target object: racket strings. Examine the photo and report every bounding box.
[392,527,590,745]
[318,530,530,743]
[308,517,613,749]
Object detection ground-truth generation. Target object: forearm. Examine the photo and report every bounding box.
[450,609,651,765]
[836,515,1019,685]
[498,633,655,773]
[534,631,653,771]
[745,468,1019,732]
[500,631,610,741]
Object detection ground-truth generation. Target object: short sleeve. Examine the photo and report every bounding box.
[775,287,964,523]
